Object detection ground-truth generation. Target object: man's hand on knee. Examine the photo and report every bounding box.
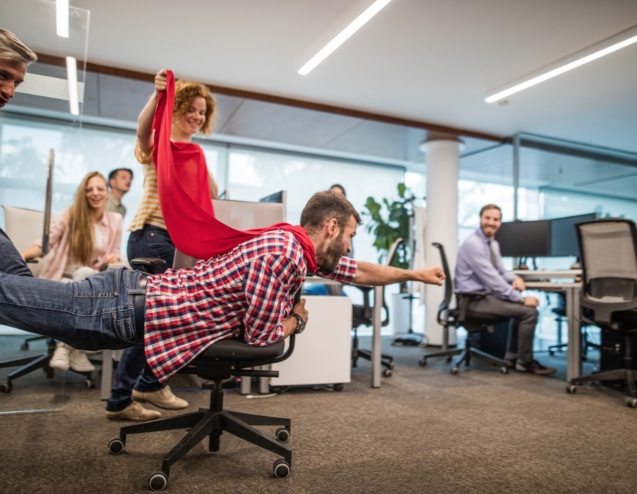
[522,296,539,308]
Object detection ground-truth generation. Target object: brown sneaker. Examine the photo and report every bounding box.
[132,385,188,410]
[105,402,161,421]
[515,360,557,376]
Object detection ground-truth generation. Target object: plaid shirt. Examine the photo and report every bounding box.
[143,229,357,383]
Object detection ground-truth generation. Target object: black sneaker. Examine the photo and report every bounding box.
[515,360,556,376]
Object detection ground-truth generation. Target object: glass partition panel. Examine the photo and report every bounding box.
[0,0,89,413]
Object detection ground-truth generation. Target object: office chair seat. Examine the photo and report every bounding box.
[198,338,284,361]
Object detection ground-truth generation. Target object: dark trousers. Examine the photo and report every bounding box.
[465,295,538,365]
[106,225,175,412]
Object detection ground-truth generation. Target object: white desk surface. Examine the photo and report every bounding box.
[513,269,581,279]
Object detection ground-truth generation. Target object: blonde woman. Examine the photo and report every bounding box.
[21,171,122,372]
[104,70,219,422]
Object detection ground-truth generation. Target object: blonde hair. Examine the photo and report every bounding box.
[68,172,107,265]
[0,29,37,65]
[173,80,217,135]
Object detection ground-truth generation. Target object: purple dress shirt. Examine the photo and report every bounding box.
[454,228,521,302]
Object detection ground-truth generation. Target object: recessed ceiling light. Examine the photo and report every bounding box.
[298,0,392,76]
[486,27,637,103]
[56,0,69,38]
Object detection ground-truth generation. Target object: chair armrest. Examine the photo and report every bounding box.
[130,258,167,274]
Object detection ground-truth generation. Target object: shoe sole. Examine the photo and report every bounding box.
[69,366,96,373]
[49,363,70,371]
[105,413,161,422]
[132,395,189,410]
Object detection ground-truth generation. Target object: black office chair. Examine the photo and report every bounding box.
[350,238,404,378]
[108,259,298,491]
[419,243,510,375]
[566,219,637,407]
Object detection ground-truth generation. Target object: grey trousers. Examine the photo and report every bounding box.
[464,295,538,365]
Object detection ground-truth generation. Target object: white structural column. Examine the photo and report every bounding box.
[421,137,461,346]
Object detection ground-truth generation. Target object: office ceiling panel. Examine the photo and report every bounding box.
[4,0,633,152]
[217,99,363,148]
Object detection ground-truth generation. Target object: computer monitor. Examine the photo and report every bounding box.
[495,220,551,257]
[550,213,597,257]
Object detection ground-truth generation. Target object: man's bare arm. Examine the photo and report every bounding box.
[353,261,445,287]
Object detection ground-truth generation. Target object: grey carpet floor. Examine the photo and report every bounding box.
[1,335,636,494]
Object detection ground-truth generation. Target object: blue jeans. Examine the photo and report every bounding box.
[0,227,144,351]
[105,225,176,412]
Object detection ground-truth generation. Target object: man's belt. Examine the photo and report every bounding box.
[134,273,148,339]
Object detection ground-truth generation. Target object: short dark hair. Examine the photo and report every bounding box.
[300,191,361,233]
[480,204,502,219]
[329,184,346,197]
[108,168,133,188]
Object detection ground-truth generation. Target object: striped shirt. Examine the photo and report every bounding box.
[143,229,357,383]
[128,140,166,232]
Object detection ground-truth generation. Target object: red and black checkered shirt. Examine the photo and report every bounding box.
[143,229,357,383]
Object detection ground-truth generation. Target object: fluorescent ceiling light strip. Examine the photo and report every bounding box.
[66,56,79,115]
[56,0,69,38]
[486,34,637,103]
[298,0,392,75]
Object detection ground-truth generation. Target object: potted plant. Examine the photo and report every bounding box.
[363,182,414,291]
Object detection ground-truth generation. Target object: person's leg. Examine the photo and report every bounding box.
[465,296,553,374]
[106,225,183,420]
[0,227,34,277]
[0,267,141,350]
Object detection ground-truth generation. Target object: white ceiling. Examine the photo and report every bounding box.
[3,0,637,152]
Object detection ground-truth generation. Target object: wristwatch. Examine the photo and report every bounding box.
[290,313,306,334]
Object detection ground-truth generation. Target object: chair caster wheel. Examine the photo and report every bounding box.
[566,385,577,394]
[383,369,392,378]
[0,382,12,393]
[500,367,508,375]
[86,379,95,389]
[388,362,396,370]
[273,459,291,479]
[21,343,29,351]
[275,427,290,442]
[108,437,125,455]
[148,470,168,491]
[450,367,459,375]
[625,397,637,408]
[418,359,427,367]
[333,383,344,392]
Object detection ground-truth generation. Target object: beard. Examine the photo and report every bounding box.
[318,232,347,274]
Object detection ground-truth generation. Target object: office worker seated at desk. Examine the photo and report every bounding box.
[0,192,446,389]
[455,204,556,375]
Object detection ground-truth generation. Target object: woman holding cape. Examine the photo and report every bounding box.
[105,71,220,422]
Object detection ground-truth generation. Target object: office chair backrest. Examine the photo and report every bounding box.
[3,206,46,277]
[172,197,286,271]
[577,219,637,302]
[3,206,44,252]
[432,242,453,318]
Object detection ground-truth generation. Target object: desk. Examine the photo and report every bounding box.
[514,271,582,382]
[304,278,383,388]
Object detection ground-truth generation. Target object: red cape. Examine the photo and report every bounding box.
[151,70,317,273]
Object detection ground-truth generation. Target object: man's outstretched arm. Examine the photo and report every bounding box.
[353,261,445,287]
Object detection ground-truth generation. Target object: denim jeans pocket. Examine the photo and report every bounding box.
[74,269,119,298]
[113,314,137,343]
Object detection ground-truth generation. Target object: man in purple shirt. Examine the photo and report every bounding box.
[455,204,556,375]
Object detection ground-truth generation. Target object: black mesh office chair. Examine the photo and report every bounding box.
[548,292,600,360]
[566,219,637,407]
[350,238,404,378]
[419,243,510,375]
[108,259,299,491]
